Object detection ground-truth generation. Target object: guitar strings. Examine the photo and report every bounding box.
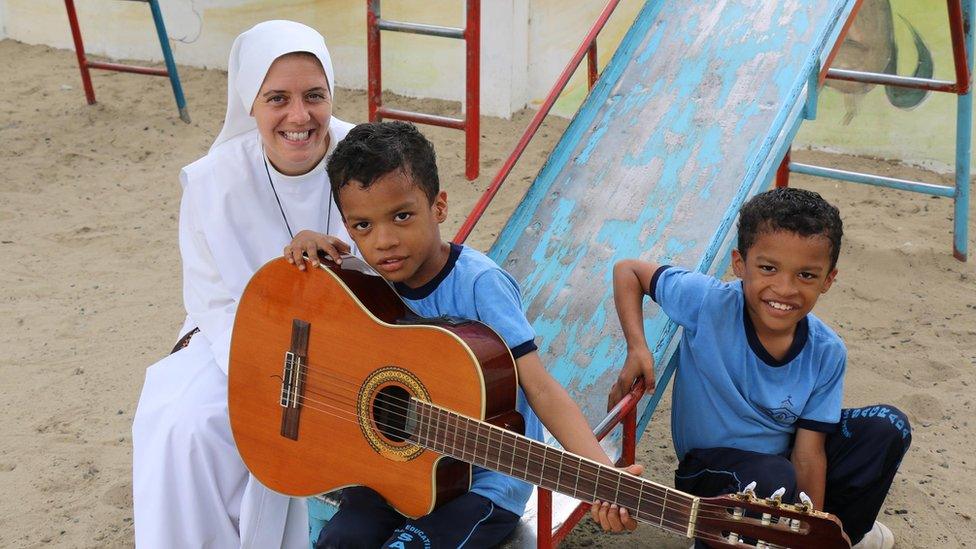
[281,393,797,546]
[274,365,816,534]
[288,383,756,524]
[288,365,723,515]
[293,382,688,510]
[277,394,728,541]
[294,384,818,547]
[291,377,697,511]
[287,365,752,518]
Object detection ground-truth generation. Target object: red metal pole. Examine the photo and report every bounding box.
[621,407,637,466]
[376,107,466,129]
[367,0,382,121]
[87,61,169,77]
[453,0,623,243]
[64,0,96,105]
[537,489,553,549]
[948,0,972,95]
[776,147,791,188]
[819,0,864,85]
[465,0,481,180]
[587,42,598,90]
[552,503,592,546]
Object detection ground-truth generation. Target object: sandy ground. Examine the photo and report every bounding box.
[1,39,974,548]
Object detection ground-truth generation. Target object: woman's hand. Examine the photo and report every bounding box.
[590,463,644,533]
[607,346,655,412]
[284,230,351,270]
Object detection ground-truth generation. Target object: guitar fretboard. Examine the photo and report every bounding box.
[407,399,696,536]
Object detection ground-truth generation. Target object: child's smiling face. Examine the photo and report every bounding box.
[340,169,449,288]
[732,229,838,338]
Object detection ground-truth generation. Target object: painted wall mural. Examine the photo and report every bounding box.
[826,0,934,122]
[795,0,967,170]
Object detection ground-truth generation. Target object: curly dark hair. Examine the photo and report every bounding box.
[327,121,439,212]
[737,187,844,269]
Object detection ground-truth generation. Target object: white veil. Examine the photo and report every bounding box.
[211,20,336,151]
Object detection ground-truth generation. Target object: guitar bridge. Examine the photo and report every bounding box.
[280,320,310,440]
[280,352,296,407]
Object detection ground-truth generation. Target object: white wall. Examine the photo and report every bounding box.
[0,0,645,118]
[0,0,8,40]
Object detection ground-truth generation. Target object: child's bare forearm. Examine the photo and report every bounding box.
[612,259,658,350]
[518,352,614,466]
[531,376,614,466]
[792,429,828,510]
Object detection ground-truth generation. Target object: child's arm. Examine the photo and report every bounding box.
[608,259,660,409]
[284,230,350,270]
[791,428,828,510]
[516,350,642,532]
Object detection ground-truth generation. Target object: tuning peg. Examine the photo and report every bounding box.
[766,486,786,505]
[741,481,757,499]
[795,491,813,513]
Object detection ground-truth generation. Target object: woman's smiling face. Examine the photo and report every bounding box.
[251,53,332,175]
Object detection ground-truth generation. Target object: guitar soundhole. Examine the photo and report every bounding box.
[374,385,410,443]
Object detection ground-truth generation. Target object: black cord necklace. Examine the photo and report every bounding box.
[263,155,334,241]
[263,156,295,239]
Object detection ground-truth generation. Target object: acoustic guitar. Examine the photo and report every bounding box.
[228,256,850,548]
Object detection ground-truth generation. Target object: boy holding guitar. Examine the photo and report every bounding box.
[609,188,911,548]
[289,121,641,547]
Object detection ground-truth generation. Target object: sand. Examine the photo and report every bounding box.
[0,39,973,548]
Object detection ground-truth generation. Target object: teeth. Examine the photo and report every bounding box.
[768,301,794,311]
[283,130,310,141]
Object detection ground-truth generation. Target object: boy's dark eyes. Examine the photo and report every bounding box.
[394,212,412,222]
[352,221,370,230]
[758,264,775,272]
[798,272,817,280]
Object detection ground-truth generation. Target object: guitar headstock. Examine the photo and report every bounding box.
[694,491,851,548]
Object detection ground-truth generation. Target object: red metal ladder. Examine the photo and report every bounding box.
[366,0,480,180]
[63,0,190,123]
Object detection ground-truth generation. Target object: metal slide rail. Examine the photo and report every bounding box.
[367,0,481,180]
[451,1,638,546]
[63,0,189,122]
[453,0,617,244]
[778,0,974,261]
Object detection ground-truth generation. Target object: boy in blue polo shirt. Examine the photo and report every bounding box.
[289,121,641,547]
[609,188,911,548]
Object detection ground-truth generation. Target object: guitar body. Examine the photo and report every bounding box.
[228,257,523,518]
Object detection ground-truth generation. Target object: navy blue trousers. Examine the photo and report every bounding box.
[675,404,911,547]
[314,487,520,549]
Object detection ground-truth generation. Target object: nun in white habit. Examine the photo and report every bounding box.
[132,20,354,548]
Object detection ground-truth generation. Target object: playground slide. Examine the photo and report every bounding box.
[491,1,861,543]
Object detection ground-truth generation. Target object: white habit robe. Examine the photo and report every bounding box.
[133,20,351,549]
[132,122,354,548]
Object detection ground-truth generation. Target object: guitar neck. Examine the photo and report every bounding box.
[407,399,698,537]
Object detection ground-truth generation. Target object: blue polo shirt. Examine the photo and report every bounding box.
[394,243,544,516]
[650,267,846,460]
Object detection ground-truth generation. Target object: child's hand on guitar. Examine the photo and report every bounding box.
[590,463,644,533]
[283,230,351,270]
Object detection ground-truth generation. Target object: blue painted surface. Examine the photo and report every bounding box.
[955,0,973,259]
[148,0,189,122]
[488,0,860,458]
[791,163,956,198]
